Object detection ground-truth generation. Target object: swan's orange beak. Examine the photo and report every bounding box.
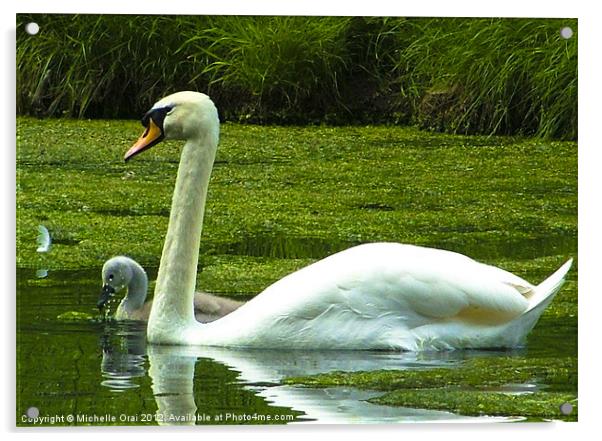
[124,118,164,161]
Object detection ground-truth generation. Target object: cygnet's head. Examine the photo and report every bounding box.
[97,256,135,311]
[124,91,219,161]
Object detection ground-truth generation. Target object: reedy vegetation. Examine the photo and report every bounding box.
[17,15,576,139]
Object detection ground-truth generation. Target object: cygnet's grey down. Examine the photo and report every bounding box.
[98,256,244,323]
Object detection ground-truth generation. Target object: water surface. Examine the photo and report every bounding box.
[16,119,577,425]
[16,239,577,426]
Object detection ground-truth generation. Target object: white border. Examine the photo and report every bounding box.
[7,0,585,17]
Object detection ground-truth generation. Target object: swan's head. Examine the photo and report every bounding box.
[124,91,219,161]
[97,256,135,311]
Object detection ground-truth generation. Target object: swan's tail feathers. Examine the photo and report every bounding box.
[526,258,573,313]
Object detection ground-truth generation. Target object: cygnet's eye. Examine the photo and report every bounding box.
[108,274,114,281]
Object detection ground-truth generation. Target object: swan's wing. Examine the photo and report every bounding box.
[245,243,533,324]
[202,243,536,348]
[36,225,51,253]
[397,259,533,322]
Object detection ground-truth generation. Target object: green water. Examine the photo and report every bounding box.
[16,119,577,424]
[16,231,577,425]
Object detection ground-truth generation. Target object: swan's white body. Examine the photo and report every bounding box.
[126,91,572,350]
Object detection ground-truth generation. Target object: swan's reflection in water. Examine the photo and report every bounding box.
[99,322,516,424]
[148,345,198,424]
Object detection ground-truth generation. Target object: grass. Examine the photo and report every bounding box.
[394,18,578,139]
[194,16,353,119]
[17,15,577,138]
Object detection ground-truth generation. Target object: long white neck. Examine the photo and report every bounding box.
[147,134,217,342]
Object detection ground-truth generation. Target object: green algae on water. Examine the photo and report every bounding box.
[56,311,100,322]
[285,356,576,391]
[17,117,577,423]
[284,356,577,421]
[16,118,576,280]
[370,390,577,422]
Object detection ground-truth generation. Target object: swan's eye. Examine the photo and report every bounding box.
[108,274,114,281]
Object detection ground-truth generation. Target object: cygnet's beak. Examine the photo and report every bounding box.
[97,284,116,311]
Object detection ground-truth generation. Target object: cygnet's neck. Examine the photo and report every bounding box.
[116,258,148,318]
[148,133,217,337]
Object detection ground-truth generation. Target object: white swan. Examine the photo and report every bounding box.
[98,256,243,323]
[124,91,572,350]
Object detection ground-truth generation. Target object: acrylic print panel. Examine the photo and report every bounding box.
[16,14,577,426]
